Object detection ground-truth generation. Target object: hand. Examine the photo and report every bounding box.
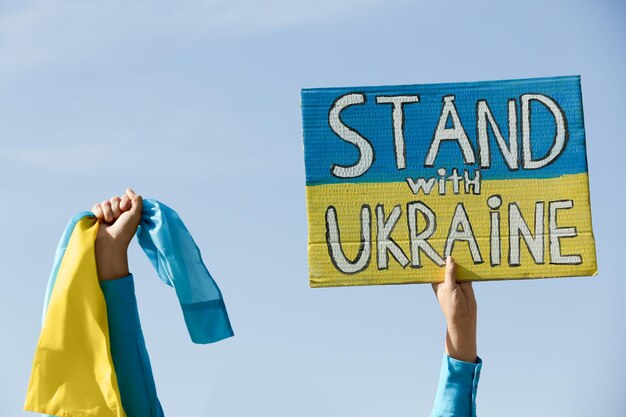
[91,188,143,281]
[432,256,478,363]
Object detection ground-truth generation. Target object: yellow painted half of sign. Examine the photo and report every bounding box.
[24,217,127,417]
[306,173,597,287]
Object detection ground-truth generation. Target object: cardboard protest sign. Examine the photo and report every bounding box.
[302,76,597,287]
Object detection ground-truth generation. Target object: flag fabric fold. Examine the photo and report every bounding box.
[25,216,127,417]
[137,199,234,344]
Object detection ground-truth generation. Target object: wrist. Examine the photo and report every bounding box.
[95,240,130,281]
[446,323,477,363]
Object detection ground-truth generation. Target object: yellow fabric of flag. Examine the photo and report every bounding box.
[24,217,126,417]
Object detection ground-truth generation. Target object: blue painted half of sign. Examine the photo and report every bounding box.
[302,76,587,186]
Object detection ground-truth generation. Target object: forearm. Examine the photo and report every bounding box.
[431,257,480,416]
[100,274,164,417]
[95,238,130,281]
[446,320,477,363]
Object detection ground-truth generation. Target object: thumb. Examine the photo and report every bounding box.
[109,195,143,241]
[128,195,143,222]
[444,256,456,288]
[123,188,143,225]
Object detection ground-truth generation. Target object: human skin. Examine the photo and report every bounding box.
[91,189,478,363]
[91,188,143,281]
[432,257,478,363]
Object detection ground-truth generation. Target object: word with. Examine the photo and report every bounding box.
[406,168,481,195]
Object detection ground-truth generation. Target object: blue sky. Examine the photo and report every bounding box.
[1,0,624,416]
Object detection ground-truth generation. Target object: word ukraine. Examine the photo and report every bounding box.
[302,76,597,287]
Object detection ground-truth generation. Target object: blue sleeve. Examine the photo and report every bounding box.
[100,274,165,417]
[430,355,482,417]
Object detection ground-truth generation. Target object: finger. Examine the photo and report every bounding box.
[128,194,143,218]
[444,256,456,288]
[432,257,449,294]
[110,196,121,218]
[125,188,137,200]
[91,204,104,221]
[120,194,131,212]
[110,194,143,239]
[101,200,114,223]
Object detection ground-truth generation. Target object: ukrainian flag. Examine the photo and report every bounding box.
[24,214,126,416]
